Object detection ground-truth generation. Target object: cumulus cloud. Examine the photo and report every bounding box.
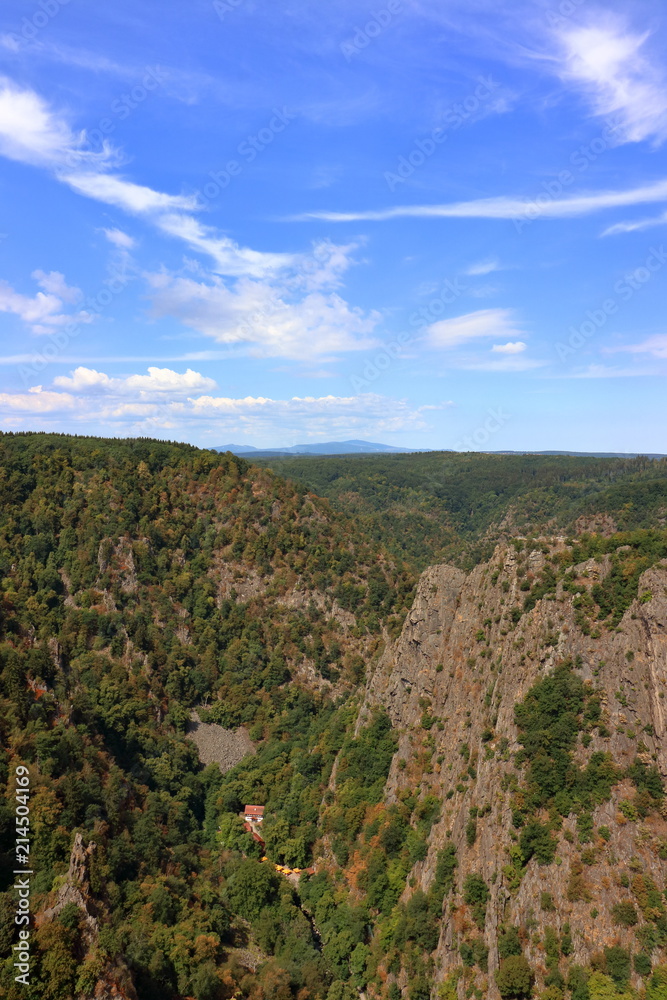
[32,270,82,304]
[0,372,428,439]
[426,308,524,349]
[53,366,217,394]
[0,388,76,412]
[147,271,381,360]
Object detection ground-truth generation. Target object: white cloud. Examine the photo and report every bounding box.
[465,258,501,276]
[607,334,667,358]
[555,19,667,145]
[426,308,524,348]
[295,178,667,223]
[492,341,526,354]
[601,210,667,237]
[0,76,117,169]
[455,355,544,372]
[0,78,380,360]
[102,228,136,250]
[155,213,295,278]
[32,270,82,304]
[0,272,90,334]
[0,376,428,439]
[53,366,217,395]
[60,173,198,215]
[147,268,381,360]
[0,389,76,412]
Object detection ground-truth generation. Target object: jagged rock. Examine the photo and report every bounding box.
[359,543,667,997]
[39,833,98,944]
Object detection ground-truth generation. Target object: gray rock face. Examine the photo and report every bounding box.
[357,542,667,996]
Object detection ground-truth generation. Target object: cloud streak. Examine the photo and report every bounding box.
[291,179,667,223]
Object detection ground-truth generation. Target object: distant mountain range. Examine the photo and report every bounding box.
[213,439,422,456]
[214,441,666,459]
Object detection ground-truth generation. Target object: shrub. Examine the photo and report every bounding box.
[635,953,652,977]
[611,901,638,927]
[463,873,489,930]
[498,925,522,959]
[520,821,557,865]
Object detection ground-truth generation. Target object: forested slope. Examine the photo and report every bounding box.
[0,433,413,1000]
[253,452,667,569]
[2,434,667,1000]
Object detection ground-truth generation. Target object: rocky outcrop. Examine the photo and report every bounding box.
[38,833,138,1000]
[358,541,667,996]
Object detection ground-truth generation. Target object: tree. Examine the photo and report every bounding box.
[495,956,534,999]
[225,859,278,921]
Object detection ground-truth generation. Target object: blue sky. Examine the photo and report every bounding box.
[0,0,664,451]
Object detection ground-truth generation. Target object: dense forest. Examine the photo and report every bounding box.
[1,433,666,1000]
[253,452,667,569]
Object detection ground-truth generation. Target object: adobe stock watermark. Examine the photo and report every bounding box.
[545,0,587,28]
[13,764,32,987]
[340,1,403,62]
[197,108,296,202]
[65,67,167,166]
[453,406,511,451]
[555,245,667,361]
[512,119,624,233]
[213,0,246,20]
[349,275,467,391]
[4,0,72,47]
[18,262,134,385]
[385,78,498,192]
[408,277,467,327]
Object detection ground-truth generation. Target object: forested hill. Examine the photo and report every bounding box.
[2,434,667,1000]
[0,432,413,1000]
[253,452,667,569]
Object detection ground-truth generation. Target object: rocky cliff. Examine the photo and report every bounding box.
[357,538,667,997]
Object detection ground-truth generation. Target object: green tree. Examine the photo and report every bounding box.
[495,956,534,999]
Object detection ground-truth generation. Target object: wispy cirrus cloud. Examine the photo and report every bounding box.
[0,76,380,359]
[291,178,667,223]
[602,210,667,237]
[554,17,667,146]
[0,76,118,170]
[425,308,524,348]
[606,333,667,358]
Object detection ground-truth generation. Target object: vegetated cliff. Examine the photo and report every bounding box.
[356,536,667,999]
